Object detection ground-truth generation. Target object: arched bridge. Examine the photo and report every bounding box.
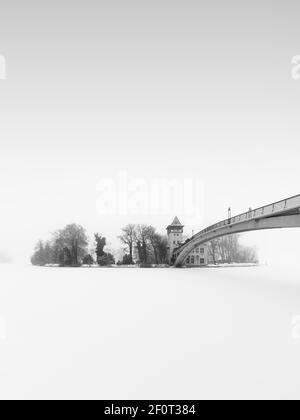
[173,195,300,267]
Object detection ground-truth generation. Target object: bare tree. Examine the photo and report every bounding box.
[208,239,219,264]
[53,224,88,266]
[155,235,168,264]
[207,234,258,264]
[145,226,159,264]
[118,224,136,264]
[135,225,168,265]
[135,225,151,264]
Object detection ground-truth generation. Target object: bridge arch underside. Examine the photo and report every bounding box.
[174,214,300,267]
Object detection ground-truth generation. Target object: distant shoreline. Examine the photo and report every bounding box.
[35,263,260,269]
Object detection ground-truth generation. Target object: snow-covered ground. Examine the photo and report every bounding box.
[0,263,300,400]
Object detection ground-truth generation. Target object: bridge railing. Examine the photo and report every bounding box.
[174,194,300,255]
[199,194,300,237]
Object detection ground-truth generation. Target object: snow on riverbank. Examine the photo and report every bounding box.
[0,263,300,399]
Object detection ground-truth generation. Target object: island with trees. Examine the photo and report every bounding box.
[30,222,258,268]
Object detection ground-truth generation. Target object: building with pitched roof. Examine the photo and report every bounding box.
[167,217,208,266]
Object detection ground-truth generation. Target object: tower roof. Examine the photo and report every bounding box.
[170,216,183,227]
[167,216,184,230]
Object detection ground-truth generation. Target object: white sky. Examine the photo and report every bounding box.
[1,0,300,263]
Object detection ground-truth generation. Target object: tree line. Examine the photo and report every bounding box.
[207,235,258,264]
[31,223,169,267]
[31,224,115,267]
[118,224,168,265]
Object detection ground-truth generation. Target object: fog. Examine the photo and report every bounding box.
[0,252,10,264]
[0,263,300,400]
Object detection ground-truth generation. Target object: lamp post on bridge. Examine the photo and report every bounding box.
[228,207,232,223]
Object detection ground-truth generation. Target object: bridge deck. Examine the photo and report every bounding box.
[200,194,300,236]
[174,194,300,263]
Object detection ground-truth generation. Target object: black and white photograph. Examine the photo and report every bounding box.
[1,0,300,403]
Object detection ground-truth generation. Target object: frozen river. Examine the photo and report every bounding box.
[0,263,300,400]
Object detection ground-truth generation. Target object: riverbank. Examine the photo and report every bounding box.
[40,263,258,269]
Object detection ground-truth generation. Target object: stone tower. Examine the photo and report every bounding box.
[167,217,184,264]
